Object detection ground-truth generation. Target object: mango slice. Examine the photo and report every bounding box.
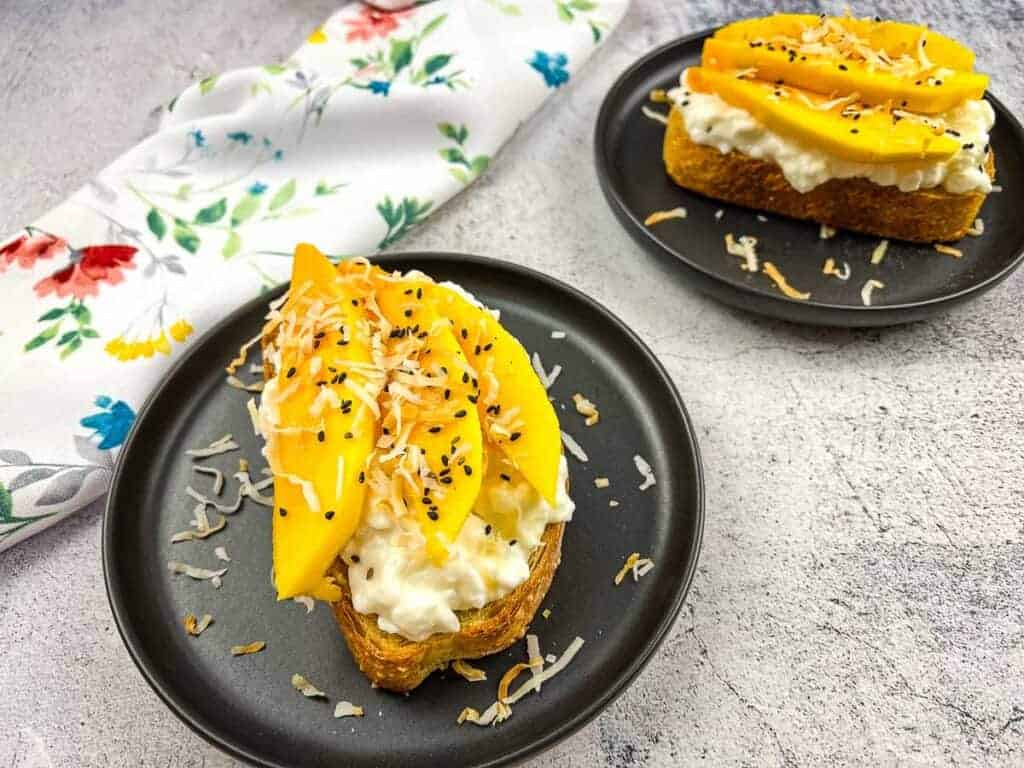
[271,245,377,601]
[429,285,561,507]
[371,274,484,564]
[715,15,975,72]
[702,38,987,115]
[687,67,960,164]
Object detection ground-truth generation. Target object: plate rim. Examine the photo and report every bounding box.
[103,251,705,768]
[594,29,1024,326]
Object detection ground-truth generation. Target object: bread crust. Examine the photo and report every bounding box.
[261,304,564,694]
[329,522,563,693]
[662,106,994,242]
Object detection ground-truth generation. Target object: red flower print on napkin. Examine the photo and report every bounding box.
[34,245,137,299]
[0,234,67,271]
[343,6,413,43]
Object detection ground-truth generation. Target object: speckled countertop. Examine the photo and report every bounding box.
[2,1,1023,766]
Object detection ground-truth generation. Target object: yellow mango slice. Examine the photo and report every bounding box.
[371,273,484,563]
[715,15,975,71]
[687,67,960,163]
[271,245,377,601]
[702,38,987,114]
[429,285,561,507]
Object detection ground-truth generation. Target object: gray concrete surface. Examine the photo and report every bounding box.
[2,1,1023,766]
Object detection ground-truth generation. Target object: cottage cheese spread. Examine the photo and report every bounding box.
[343,457,574,642]
[669,68,994,195]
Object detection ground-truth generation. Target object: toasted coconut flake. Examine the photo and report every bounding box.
[967,218,984,237]
[634,454,656,491]
[168,561,227,584]
[530,352,562,391]
[225,333,262,375]
[505,636,584,704]
[334,701,364,719]
[214,546,231,562]
[992,185,1003,193]
[171,513,226,543]
[246,397,261,436]
[870,239,890,265]
[231,641,266,656]
[762,262,810,300]
[615,553,641,585]
[725,234,759,272]
[609,499,620,507]
[560,430,589,463]
[452,659,487,682]
[757,215,767,223]
[291,673,327,698]
[641,105,669,125]
[293,595,316,613]
[594,477,610,489]
[542,608,552,619]
[934,243,963,259]
[714,209,724,220]
[861,279,885,306]
[184,613,213,636]
[649,88,668,103]
[572,393,600,426]
[185,435,239,459]
[226,375,264,392]
[526,634,544,692]
[192,465,224,496]
[498,661,541,704]
[545,653,557,663]
[822,257,851,281]
[186,485,242,515]
[235,468,274,507]
[819,223,837,239]
[644,207,687,227]
[636,560,656,578]
[550,330,566,340]
[457,707,481,725]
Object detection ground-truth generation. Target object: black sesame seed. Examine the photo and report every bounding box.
[510,431,522,442]
[484,524,492,535]
[441,454,449,466]
[366,567,374,580]
[500,473,511,482]
[681,99,690,107]
[472,377,478,389]
[444,388,451,400]
[454,409,467,418]
[962,142,975,150]
[317,430,325,442]
[427,509,439,521]
[279,507,287,517]
[286,366,296,378]
[462,372,469,384]
[509,540,517,547]
[351,554,360,563]
[838,64,848,71]
[483,343,492,352]
[344,431,353,439]
[850,128,859,134]
[404,288,413,295]
[441,476,453,485]
[422,496,432,504]
[460,328,468,339]
[358,471,365,484]
[314,331,325,339]
[428,425,442,434]
[351,299,358,306]
[404,309,413,318]
[474,344,481,355]
[934,80,943,86]
[439,467,451,477]
[416,288,423,299]
[467,394,478,404]
[325,510,335,520]
[463,465,473,476]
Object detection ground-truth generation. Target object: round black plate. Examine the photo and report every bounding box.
[103,253,704,768]
[595,31,1024,327]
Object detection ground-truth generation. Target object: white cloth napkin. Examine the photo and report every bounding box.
[0,0,628,551]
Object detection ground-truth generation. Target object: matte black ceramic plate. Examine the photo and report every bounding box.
[595,31,1024,327]
[104,253,704,768]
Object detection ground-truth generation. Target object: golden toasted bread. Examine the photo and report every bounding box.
[261,303,565,694]
[663,106,994,242]
[329,523,563,693]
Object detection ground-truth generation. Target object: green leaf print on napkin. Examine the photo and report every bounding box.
[377,196,433,250]
[437,123,490,184]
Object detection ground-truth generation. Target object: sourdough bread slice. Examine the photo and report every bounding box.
[663,106,994,242]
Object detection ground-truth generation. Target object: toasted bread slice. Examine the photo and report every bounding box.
[663,106,994,242]
[329,522,563,692]
[261,307,565,693]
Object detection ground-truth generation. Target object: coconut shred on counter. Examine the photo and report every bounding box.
[669,68,995,195]
[343,457,574,642]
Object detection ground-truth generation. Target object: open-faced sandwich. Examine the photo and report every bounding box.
[662,13,995,242]
[255,245,573,692]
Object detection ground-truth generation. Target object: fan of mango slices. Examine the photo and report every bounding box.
[687,14,988,163]
[260,246,562,602]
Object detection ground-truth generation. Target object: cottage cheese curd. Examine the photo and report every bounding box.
[669,68,994,195]
[343,457,574,642]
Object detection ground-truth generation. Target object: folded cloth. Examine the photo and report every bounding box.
[0,0,627,551]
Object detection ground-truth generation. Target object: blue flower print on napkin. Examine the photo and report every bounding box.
[80,395,136,450]
[528,51,569,88]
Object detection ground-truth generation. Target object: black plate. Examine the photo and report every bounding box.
[103,253,704,768]
[595,31,1024,327]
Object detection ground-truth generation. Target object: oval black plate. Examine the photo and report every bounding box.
[104,253,704,768]
[596,31,1024,327]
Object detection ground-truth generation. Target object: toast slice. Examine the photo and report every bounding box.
[261,308,565,694]
[329,522,563,692]
[663,106,994,243]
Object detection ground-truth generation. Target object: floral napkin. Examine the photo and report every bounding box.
[0,0,628,551]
